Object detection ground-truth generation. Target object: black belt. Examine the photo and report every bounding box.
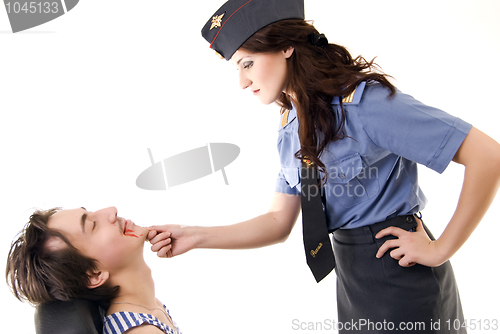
[333,214,419,244]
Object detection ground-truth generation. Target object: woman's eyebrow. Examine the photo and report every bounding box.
[236,56,247,65]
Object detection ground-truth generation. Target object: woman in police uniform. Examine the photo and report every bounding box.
[148,0,500,333]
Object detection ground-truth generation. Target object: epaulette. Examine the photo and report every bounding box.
[281,109,290,128]
[333,81,366,105]
[278,108,297,130]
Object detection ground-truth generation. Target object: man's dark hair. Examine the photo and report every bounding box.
[6,208,118,306]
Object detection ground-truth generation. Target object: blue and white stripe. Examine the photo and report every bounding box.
[103,306,180,334]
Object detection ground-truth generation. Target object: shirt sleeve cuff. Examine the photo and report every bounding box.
[275,172,301,195]
[427,118,472,173]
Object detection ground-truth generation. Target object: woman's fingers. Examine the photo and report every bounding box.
[375,226,406,239]
[157,244,172,258]
[375,239,400,258]
[146,229,158,241]
[150,237,171,252]
[149,231,171,245]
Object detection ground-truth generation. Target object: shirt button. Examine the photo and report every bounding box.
[339,173,347,179]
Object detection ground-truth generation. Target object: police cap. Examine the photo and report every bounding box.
[201,0,304,61]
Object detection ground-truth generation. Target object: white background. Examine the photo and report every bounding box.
[1,0,499,333]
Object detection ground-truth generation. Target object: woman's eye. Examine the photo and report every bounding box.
[243,61,253,69]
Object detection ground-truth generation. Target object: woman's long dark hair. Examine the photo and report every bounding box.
[239,19,396,173]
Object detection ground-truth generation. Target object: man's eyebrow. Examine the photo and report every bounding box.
[80,208,87,233]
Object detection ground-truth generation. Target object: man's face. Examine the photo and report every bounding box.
[47,207,148,272]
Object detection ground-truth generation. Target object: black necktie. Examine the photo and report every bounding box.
[300,160,336,282]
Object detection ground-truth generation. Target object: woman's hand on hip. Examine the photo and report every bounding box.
[375,218,447,267]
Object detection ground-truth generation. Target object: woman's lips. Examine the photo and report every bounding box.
[253,89,260,95]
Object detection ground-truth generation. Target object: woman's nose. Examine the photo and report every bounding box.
[239,71,251,90]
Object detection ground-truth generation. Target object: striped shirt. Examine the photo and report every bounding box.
[103,305,181,334]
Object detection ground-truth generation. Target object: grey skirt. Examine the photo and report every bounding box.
[332,214,466,333]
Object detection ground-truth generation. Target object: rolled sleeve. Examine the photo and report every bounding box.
[275,169,301,195]
[354,84,472,174]
[426,117,471,173]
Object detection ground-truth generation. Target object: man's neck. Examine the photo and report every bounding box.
[109,260,157,308]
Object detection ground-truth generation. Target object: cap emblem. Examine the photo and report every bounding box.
[214,50,225,59]
[210,13,225,30]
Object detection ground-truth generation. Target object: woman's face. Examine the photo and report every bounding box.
[231,48,294,105]
[47,207,148,272]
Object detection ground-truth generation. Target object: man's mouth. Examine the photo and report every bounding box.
[123,219,141,238]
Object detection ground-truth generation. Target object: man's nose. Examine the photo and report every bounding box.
[97,206,118,223]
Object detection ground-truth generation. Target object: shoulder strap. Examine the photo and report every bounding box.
[333,81,367,105]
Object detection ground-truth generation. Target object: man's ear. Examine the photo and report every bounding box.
[87,271,110,289]
[284,47,294,59]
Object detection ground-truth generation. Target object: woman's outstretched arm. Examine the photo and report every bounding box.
[148,192,301,258]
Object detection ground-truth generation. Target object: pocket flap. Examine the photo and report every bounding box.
[327,154,363,183]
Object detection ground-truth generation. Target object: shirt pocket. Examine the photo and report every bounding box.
[324,153,380,208]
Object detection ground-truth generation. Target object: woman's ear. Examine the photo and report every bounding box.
[87,271,110,289]
[284,47,295,59]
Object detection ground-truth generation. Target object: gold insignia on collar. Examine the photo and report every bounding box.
[342,87,356,103]
[210,13,225,30]
[281,109,290,128]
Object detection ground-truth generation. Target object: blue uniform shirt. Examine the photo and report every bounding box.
[275,82,472,230]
